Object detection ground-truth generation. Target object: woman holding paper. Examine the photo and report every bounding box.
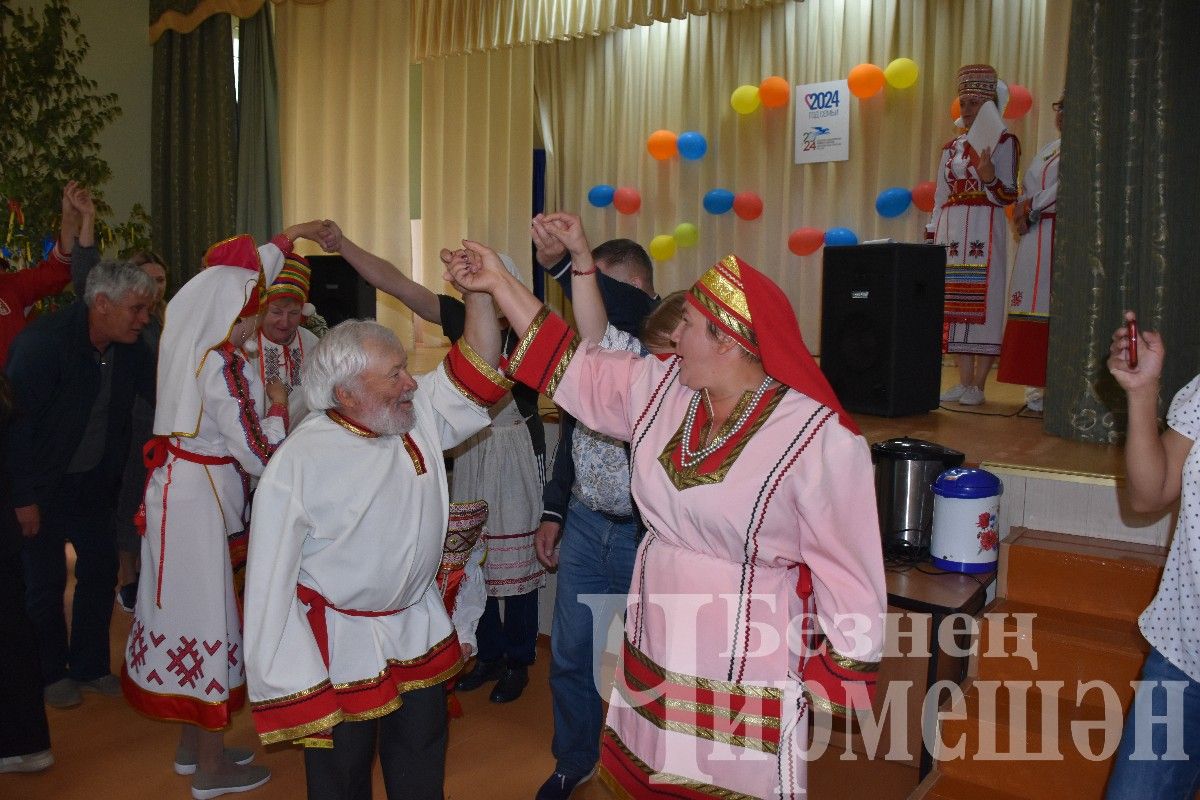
[927,64,1020,407]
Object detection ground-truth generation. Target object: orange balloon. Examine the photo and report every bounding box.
[1003,84,1033,119]
[912,181,937,213]
[847,63,885,98]
[788,227,824,256]
[950,97,961,122]
[647,129,678,160]
[759,76,791,109]
[1004,203,1015,221]
[612,186,641,215]
[732,192,763,221]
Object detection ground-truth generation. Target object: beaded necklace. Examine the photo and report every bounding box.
[679,375,774,468]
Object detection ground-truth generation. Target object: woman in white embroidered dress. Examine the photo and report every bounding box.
[928,64,1020,407]
[121,223,324,799]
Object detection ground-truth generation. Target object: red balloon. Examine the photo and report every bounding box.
[612,186,641,215]
[912,181,937,213]
[732,191,763,221]
[1003,84,1033,119]
[788,227,824,256]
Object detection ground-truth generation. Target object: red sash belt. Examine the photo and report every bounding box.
[143,436,238,469]
[297,584,408,667]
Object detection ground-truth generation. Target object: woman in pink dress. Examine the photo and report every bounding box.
[449,237,887,799]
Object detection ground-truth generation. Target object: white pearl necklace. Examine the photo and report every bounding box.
[679,376,774,468]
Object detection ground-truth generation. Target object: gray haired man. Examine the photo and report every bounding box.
[5,260,157,708]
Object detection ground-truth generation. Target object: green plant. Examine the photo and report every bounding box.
[0,0,147,266]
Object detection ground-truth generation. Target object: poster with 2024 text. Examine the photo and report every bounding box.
[794,80,850,164]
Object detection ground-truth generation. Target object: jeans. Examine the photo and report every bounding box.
[549,498,638,778]
[22,467,120,684]
[475,588,540,666]
[1106,646,1200,799]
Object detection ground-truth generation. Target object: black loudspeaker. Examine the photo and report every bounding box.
[819,243,945,417]
[306,255,376,326]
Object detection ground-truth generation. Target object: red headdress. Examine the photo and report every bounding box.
[686,254,860,435]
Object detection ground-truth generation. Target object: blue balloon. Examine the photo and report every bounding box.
[702,188,735,215]
[824,227,859,247]
[587,184,615,208]
[677,131,708,160]
[874,187,913,218]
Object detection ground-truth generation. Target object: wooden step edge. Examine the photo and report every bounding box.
[1004,526,1168,565]
[982,599,1147,645]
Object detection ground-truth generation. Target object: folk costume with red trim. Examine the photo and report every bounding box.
[121,234,293,730]
[243,339,511,746]
[253,253,319,425]
[505,255,886,798]
[926,64,1021,356]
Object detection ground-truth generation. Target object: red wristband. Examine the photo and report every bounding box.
[571,265,597,276]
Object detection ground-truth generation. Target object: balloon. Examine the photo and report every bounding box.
[647,129,678,160]
[996,80,1010,117]
[759,76,790,108]
[824,227,858,247]
[883,58,919,89]
[911,181,937,213]
[950,97,961,123]
[648,235,677,262]
[612,187,641,215]
[587,184,615,208]
[847,63,885,99]
[677,131,708,160]
[732,191,764,221]
[673,222,699,248]
[874,187,913,218]
[702,188,735,215]
[1004,84,1033,119]
[730,84,761,115]
[788,227,824,256]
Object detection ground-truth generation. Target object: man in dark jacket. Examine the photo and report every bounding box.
[5,260,156,709]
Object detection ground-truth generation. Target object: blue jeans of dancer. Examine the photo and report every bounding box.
[1106,646,1200,799]
[550,498,638,779]
[475,588,541,667]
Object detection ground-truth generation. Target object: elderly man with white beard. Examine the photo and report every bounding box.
[243,278,508,800]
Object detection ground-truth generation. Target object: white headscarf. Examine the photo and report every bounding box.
[154,235,286,437]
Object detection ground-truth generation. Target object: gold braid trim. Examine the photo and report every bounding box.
[688,287,757,348]
[456,338,513,391]
[259,708,345,746]
[543,337,579,400]
[828,647,880,674]
[601,726,763,800]
[505,306,551,375]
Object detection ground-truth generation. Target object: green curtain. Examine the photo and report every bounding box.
[235,6,283,244]
[1045,0,1200,442]
[151,4,237,287]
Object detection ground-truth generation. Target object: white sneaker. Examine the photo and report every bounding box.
[959,386,985,406]
[939,383,969,402]
[1025,387,1043,412]
[0,749,54,773]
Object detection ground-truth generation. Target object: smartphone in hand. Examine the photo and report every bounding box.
[1127,316,1139,369]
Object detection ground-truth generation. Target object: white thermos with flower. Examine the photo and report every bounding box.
[930,468,1003,573]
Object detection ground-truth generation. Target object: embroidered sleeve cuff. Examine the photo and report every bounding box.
[445,338,513,407]
[269,233,294,254]
[505,306,579,400]
[801,643,879,717]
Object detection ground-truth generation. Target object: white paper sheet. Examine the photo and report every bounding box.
[965,100,1005,157]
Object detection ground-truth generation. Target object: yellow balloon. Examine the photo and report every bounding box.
[673,222,699,248]
[649,235,677,262]
[730,84,761,115]
[884,57,919,89]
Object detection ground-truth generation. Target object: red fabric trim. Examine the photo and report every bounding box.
[997,318,1049,386]
[204,234,262,272]
[121,665,246,731]
[508,312,577,394]
[251,635,462,738]
[800,646,877,711]
[296,584,409,668]
[217,344,277,466]
[445,341,509,406]
[600,732,733,800]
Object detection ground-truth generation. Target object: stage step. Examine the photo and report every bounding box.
[909,772,1043,800]
[933,680,1119,799]
[999,528,1164,622]
[973,599,1148,711]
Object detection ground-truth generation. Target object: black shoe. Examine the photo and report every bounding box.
[455,658,504,692]
[117,581,138,614]
[534,768,596,800]
[489,664,528,703]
